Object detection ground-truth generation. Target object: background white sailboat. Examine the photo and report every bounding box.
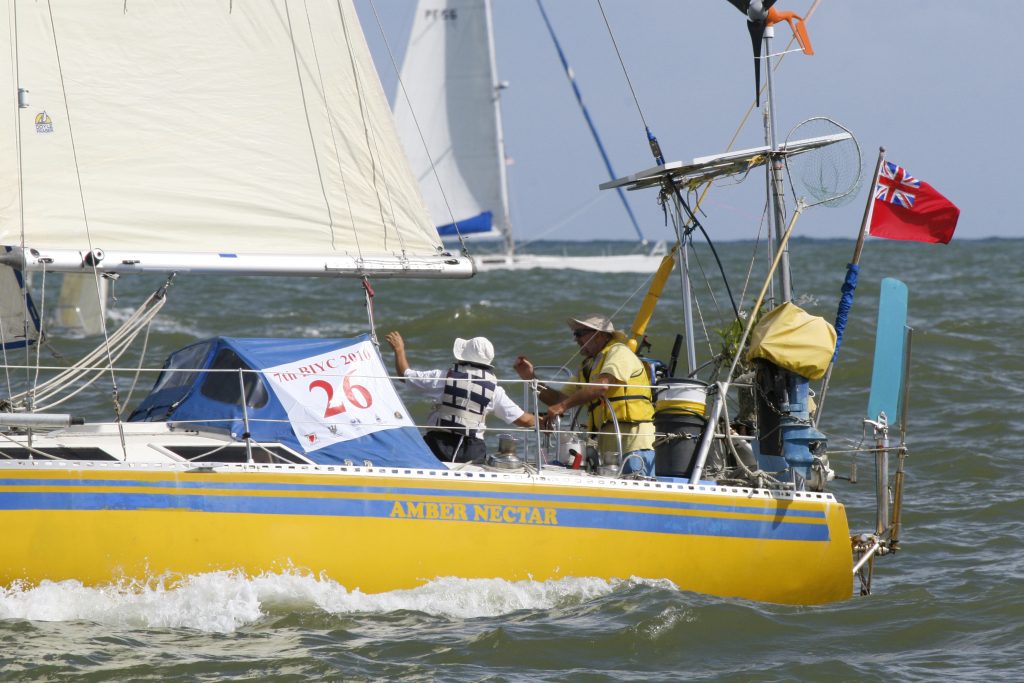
[392,0,666,273]
[392,0,514,255]
[52,274,107,337]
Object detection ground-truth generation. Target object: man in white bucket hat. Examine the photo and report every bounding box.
[513,313,655,476]
[385,330,536,463]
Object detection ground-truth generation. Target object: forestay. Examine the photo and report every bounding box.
[0,0,472,278]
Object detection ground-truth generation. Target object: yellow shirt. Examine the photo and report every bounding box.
[564,342,655,455]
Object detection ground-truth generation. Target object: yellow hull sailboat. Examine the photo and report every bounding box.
[0,463,853,605]
[0,0,908,606]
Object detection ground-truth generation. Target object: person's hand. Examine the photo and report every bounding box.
[384,331,404,353]
[513,355,535,380]
[542,401,567,430]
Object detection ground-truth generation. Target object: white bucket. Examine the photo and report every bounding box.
[557,437,583,466]
[655,378,708,417]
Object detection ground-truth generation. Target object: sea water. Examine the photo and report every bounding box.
[1,238,1021,681]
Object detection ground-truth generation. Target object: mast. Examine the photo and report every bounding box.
[763,25,792,304]
[483,0,515,257]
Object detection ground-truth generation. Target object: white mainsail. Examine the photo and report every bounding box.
[0,1,472,278]
[393,0,513,251]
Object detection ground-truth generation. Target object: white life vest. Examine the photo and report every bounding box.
[435,363,497,434]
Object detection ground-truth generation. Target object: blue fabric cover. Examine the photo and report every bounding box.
[831,263,859,362]
[128,335,443,469]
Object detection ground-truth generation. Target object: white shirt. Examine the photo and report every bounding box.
[403,368,525,438]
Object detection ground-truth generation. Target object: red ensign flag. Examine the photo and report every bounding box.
[868,161,960,244]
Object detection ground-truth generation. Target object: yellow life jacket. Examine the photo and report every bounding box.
[579,341,654,431]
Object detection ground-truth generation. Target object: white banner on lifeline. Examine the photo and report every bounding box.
[263,340,414,452]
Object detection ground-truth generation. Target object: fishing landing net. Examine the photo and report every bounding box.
[783,116,862,208]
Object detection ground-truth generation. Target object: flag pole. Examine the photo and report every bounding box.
[814,146,886,427]
[851,146,887,264]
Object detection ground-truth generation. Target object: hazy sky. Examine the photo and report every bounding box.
[356,1,1014,243]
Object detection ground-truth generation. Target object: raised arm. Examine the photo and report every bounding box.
[513,355,567,407]
[384,331,410,378]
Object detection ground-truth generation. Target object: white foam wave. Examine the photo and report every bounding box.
[309,575,625,619]
[0,572,673,634]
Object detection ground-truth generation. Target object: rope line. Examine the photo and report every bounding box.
[363,0,469,256]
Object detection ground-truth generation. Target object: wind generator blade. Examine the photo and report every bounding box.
[747,16,766,106]
[535,0,647,245]
[722,0,778,106]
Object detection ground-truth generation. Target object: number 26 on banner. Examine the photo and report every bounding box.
[308,370,373,418]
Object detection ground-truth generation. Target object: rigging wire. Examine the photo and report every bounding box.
[515,194,604,251]
[362,277,378,346]
[45,0,127,455]
[296,1,340,252]
[548,269,661,380]
[6,0,33,404]
[667,188,741,321]
[337,0,392,260]
[536,0,647,246]
[595,0,744,327]
[31,266,47,407]
[363,0,471,256]
[595,0,651,136]
[118,301,156,415]
[594,0,822,327]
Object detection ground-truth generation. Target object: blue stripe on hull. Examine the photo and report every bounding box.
[0,489,830,542]
[0,477,826,519]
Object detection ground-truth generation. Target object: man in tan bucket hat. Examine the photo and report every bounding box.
[514,313,655,475]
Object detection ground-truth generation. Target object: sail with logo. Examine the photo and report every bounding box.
[0,2,471,460]
[0,2,471,280]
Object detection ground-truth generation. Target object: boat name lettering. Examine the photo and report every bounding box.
[270,349,373,383]
[389,501,557,526]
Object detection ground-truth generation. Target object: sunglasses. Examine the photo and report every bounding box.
[572,329,592,338]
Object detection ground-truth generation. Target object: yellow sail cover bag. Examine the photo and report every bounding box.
[746,302,837,380]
